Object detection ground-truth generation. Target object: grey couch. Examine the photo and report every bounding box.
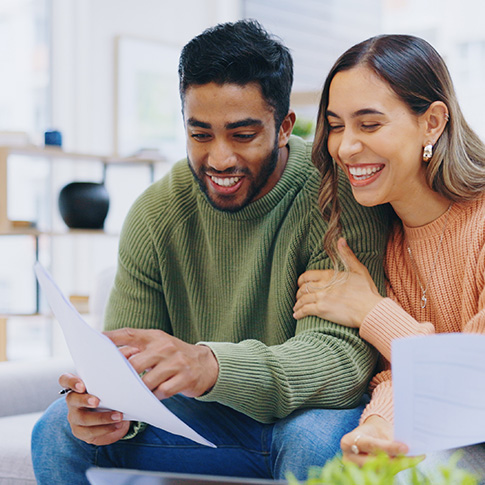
[0,358,74,484]
[0,267,114,484]
[1,357,484,485]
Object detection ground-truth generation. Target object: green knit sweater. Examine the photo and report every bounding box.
[104,136,389,423]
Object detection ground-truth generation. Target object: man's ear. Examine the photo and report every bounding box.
[422,101,449,145]
[278,110,296,148]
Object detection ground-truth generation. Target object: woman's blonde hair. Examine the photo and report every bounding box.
[313,34,485,271]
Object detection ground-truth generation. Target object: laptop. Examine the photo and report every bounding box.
[86,468,287,485]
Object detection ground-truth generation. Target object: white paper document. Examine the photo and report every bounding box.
[393,333,485,455]
[34,263,215,448]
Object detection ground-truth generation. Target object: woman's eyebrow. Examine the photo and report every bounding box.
[326,108,385,118]
[352,108,385,117]
[326,110,340,119]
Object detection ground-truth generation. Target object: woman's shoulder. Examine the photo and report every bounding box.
[466,192,485,215]
[453,193,485,236]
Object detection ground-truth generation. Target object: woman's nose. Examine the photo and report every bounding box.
[337,129,363,161]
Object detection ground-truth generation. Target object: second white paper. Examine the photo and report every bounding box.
[393,333,485,456]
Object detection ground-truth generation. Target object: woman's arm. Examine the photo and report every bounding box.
[340,366,409,465]
[359,298,435,362]
[293,238,384,328]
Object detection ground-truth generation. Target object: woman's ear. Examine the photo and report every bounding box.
[422,101,449,145]
[278,110,297,147]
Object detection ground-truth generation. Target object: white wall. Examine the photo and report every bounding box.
[51,0,242,155]
[381,0,485,139]
[19,1,242,359]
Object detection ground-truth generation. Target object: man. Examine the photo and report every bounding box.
[32,20,388,484]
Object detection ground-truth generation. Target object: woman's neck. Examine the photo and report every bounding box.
[392,190,452,227]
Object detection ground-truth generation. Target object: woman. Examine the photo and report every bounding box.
[293,34,485,470]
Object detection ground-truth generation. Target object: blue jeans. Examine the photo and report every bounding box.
[32,395,366,484]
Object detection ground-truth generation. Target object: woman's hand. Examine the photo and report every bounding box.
[293,238,384,327]
[341,415,409,466]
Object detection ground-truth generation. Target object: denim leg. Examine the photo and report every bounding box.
[32,395,366,483]
[97,395,273,478]
[32,395,273,484]
[32,397,97,485]
[270,398,368,481]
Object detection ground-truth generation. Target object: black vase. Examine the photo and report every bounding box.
[58,182,110,229]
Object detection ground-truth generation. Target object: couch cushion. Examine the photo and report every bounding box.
[0,412,41,485]
[0,358,74,417]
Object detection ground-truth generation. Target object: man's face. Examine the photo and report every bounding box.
[183,82,287,212]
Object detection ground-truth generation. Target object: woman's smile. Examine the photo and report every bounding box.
[346,164,385,186]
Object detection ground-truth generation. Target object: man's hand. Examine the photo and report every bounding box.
[104,328,219,400]
[59,373,130,446]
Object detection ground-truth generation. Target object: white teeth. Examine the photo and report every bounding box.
[211,176,241,187]
[348,166,382,180]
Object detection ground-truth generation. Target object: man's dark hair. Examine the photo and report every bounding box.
[178,19,293,127]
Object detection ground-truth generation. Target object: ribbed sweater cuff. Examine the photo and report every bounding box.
[195,341,271,414]
[360,298,431,362]
[360,380,394,425]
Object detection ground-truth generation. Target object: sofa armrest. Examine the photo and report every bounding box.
[0,358,75,417]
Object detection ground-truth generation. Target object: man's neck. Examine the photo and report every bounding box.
[255,144,289,201]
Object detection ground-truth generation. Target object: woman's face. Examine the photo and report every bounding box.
[326,66,430,209]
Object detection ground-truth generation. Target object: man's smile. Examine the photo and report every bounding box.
[210,175,242,187]
[207,175,245,195]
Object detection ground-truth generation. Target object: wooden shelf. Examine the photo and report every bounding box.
[0,227,41,237]
[0,227,120,237]
[0,312,43,318]
[0,144,161,359]
[0,144,166,165]
[0,317,6,362]
[0,144,166,232]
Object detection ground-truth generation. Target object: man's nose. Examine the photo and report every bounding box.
[207,142,237,172]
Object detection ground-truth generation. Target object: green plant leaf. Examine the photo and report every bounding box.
[288,451,479,485]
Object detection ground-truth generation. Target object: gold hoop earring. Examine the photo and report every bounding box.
[423,144,433,162]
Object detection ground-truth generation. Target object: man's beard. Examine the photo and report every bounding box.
[188,141,280,213]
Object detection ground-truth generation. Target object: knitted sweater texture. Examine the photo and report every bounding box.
[105,136,389,423]
[360,195,485,423]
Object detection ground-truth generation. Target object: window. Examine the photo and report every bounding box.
[0,0,51,136]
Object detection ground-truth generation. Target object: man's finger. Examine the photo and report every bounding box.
[59,373,86,393]
[104,327,142,346]
[118,345,140,360]
[66,390,100,408]
[72,421,130,446]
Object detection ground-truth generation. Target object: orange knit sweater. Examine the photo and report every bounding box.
[360,194,485,424]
